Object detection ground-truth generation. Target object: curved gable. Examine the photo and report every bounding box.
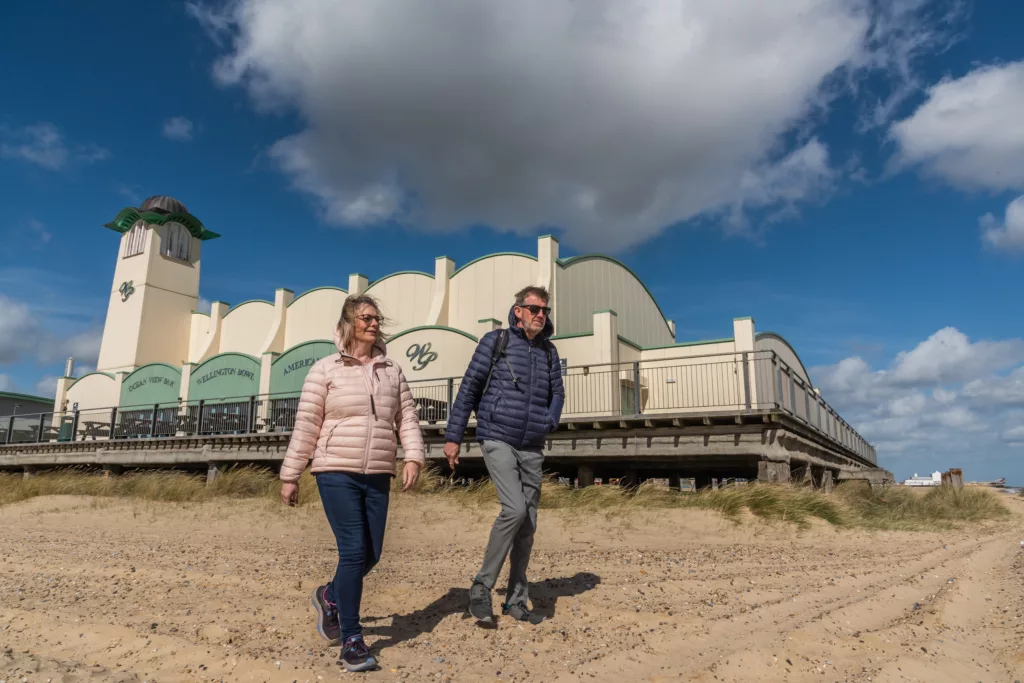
[558,255,674,348]
[285,287,348,349]
[756,332,812,386]
[365,271,434,335]
[220,300,274,357]
[66,372,118,411]
[449,253,539,333]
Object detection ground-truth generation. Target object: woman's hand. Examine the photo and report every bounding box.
[402,461,422,492]
[281,482,299,506]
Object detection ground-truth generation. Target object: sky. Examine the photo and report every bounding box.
[0,0,1022,484]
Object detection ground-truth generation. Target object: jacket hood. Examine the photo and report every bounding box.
[332,325,390,361]
[507,304,554,342]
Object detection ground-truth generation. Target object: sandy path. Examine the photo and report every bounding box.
[1,493,1021,683]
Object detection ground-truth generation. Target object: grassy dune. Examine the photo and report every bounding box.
[0,464,1011,531]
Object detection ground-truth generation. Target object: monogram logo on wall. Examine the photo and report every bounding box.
[406,342,438,371]
[119,281,136,302]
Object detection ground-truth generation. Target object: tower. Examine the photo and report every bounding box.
[95,196,219,373]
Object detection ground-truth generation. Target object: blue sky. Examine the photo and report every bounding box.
[1,1,1022,483]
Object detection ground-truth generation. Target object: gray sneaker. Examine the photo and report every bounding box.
[469,581,494,625]
[502,603,544,625]
[311,584,341,644]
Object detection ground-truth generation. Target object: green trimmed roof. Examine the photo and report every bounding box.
[103,207,220,241]
[0,390,53,405]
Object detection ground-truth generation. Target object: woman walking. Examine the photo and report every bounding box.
[279,295,424,672]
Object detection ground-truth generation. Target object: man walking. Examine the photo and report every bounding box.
[443,285,564,626]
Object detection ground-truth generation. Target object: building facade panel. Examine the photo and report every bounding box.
[65,373,119,412]
[284,288,348,350]
[365,272,434,335]
[270,341,336,395]
[448,255,539,333]
[387,327,480,383]
[119,363,182,408]
[756,333,812,385]
[219,301,274,357]
[557,257,674,348]
[189,353,261,402]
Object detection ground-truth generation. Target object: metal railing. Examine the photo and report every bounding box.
[0,351,875,464]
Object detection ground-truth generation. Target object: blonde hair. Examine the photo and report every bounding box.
[336,294,389,353]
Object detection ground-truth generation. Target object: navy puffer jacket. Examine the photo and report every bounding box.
[445,306,565,449]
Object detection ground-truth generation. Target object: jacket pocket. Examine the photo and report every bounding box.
[319,421,341,454]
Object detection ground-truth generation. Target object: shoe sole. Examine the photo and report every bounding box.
[310,587,341,645]
[469,600,495,625]
[340,656,378,672]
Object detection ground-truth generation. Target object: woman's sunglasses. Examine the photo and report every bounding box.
[355,314,384,325]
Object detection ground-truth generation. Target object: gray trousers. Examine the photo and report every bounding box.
[474,439,544,608]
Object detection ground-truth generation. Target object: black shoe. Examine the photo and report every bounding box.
[338,634,378,672]
[469,581,495,625]
[311,584,341,644]
[502,603,545,625]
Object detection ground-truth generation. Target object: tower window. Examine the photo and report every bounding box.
[123,221,148,258]
[162,223,191,261]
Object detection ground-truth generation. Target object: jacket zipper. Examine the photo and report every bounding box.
[519,344,535,448]
[362,364,377,474]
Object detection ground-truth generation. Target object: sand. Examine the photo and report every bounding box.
[1,492,1022,683]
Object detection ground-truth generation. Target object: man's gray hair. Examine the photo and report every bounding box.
[514,286,550,305]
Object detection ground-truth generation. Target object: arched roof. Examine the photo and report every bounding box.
[558,254,674,337]
[451,252,537,277]
[288,286,348,307]
[224,299,273,316]
[755,332,813,386]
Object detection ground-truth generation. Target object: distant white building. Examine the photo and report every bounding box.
[903,471,941,487]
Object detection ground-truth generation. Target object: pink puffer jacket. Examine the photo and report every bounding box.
[279,329,425,483]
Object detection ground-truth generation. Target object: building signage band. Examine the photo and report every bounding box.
[282,358,317,376]
[126,374,177,394]
[196,367,257,385]
[406,342,438,371]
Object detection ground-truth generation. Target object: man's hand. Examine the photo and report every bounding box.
[443,441,460,468]
[280,481,299,506]
[402,461,422,491]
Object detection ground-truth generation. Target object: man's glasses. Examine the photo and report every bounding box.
[355,314,384,325]
[518,305,551,317]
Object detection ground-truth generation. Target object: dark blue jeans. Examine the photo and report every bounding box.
[316,471,391,641]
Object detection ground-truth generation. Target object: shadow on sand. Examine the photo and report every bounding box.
[364,572,601,651]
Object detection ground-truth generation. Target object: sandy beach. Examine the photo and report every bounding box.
[1,492,1021,683]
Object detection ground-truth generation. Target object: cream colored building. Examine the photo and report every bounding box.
[49,195,869,460]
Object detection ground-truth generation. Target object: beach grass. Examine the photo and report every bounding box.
[0,464,1011,531]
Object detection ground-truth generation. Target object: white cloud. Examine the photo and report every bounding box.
[0,294,102,367]
[0,374,12,392]
[888,327,1024,385]
[0,295,40,364]
[813,327,1024,479]
[1003,425,1024,444]
[963,366,1024,406]
[33,375,59,398]
[196,297,213,314]
[980,194,1024,254]
[890,61,1024,192]
[162,116,195,142]
[0,123,109,170]
[192,0,951,251]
